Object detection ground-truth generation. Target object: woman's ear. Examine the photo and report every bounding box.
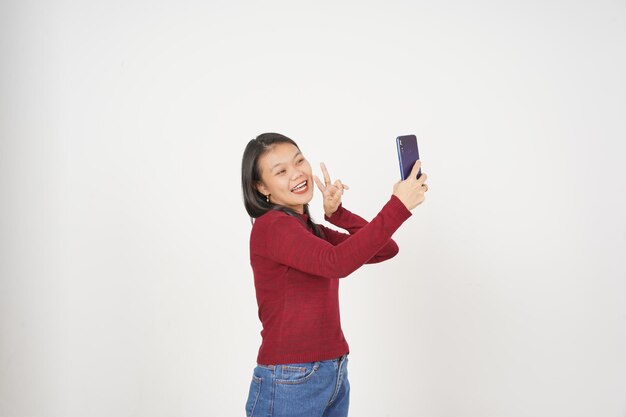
[256,181,269,197]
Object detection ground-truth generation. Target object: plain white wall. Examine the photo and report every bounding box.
[1,0,625,416]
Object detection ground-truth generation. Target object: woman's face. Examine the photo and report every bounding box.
[255,143,313,214]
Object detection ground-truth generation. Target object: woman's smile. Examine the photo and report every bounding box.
[291,180,309,194]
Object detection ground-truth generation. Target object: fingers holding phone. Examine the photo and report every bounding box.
[411,160,428,191]
[393,160,428,210]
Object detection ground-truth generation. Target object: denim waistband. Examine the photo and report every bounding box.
[257,353,347,370]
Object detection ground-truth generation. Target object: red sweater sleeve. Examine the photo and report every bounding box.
[322,202,401,263]
[255,195,411,279]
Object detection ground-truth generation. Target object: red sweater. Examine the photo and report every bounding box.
[249,194,412,364]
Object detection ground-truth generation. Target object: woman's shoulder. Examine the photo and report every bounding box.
[251,209,305,232]
[253,209,286,225]
[250,210,311,252]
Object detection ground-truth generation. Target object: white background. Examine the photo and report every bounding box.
[1,1,625,416]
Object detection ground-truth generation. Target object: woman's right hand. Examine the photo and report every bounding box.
[392,160,429,210]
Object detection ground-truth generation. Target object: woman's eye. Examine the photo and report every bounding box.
[296,159,304,165]
[277,170,286,175]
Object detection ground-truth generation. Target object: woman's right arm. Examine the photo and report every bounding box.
[253,195,411,279]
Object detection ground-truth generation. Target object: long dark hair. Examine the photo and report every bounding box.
[241,132,324,239]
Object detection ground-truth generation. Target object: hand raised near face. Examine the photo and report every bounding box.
[313,162,350,218]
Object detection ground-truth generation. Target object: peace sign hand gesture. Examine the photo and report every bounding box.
[313,162,350,218]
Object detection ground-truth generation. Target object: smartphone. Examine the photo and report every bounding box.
[396,134,421,180]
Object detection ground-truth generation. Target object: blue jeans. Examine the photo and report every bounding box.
[245,354,350,417]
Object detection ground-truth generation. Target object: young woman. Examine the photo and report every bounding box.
[241,132,428,417]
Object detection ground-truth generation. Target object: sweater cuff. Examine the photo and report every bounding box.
[324,203,345,222]
[386,194,412,222]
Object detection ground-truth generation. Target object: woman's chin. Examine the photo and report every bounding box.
[297,195,314,206]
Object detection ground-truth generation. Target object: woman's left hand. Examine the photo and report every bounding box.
[313,162,350,218]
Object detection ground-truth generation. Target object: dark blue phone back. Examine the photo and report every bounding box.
[396,134,421,180]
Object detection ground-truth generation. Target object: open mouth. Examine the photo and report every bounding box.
[291,180,308,194]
